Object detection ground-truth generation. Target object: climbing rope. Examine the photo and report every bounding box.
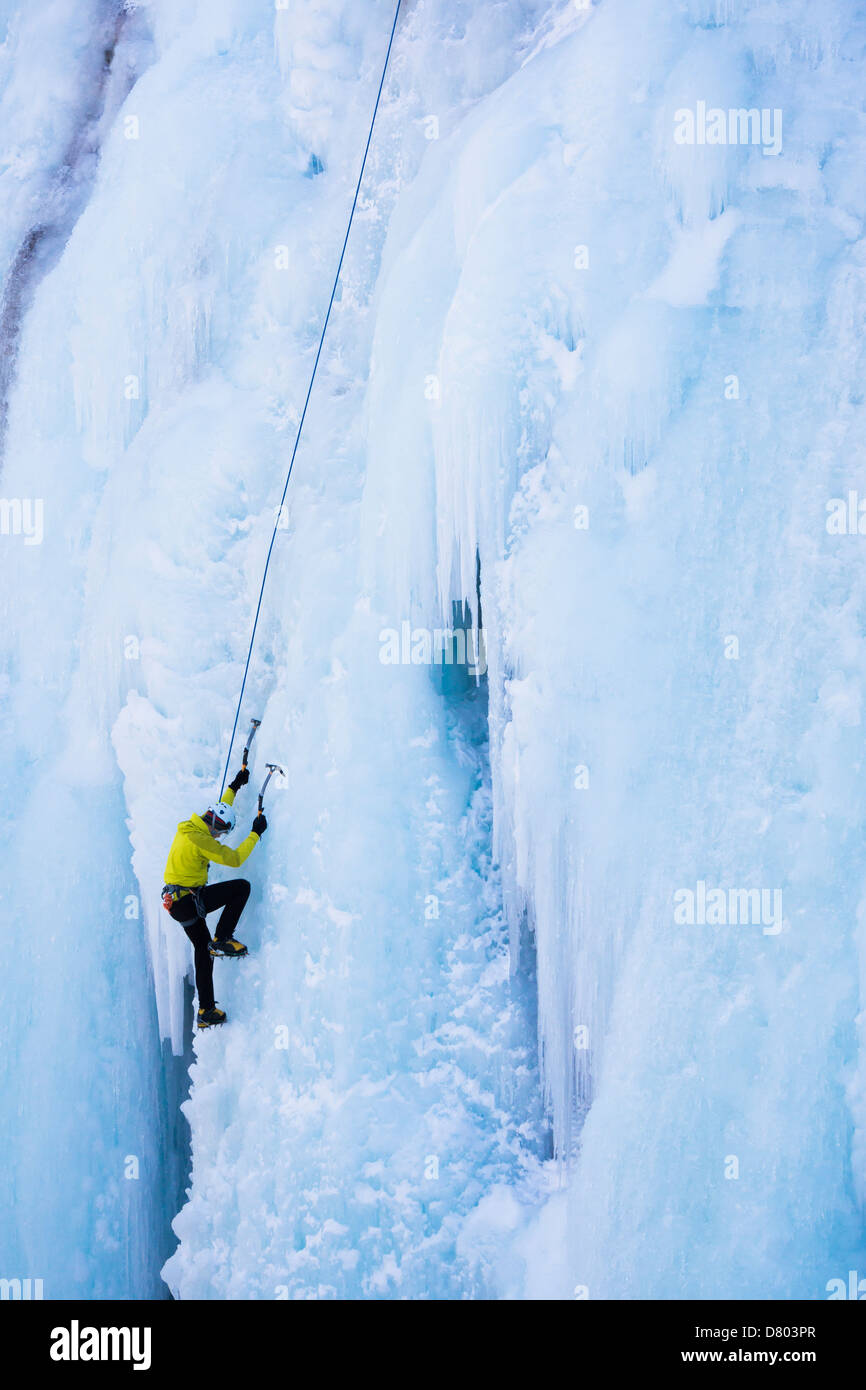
[220,0,403,795]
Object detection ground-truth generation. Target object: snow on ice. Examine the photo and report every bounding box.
[0,0,863,1300]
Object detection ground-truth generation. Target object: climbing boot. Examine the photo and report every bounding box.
[197,1005,227,1029]
[209,937,248,959]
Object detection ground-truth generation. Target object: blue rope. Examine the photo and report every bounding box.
[220,0,403,796]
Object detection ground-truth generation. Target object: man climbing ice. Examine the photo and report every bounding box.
[162,766,267,1029]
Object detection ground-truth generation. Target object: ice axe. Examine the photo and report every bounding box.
[258,762,284,813]
[242,718,261,770]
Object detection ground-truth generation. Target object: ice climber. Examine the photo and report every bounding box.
[162,766,267,1029]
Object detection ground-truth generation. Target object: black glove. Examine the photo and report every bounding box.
[252,814,267,836]
[229,767,250,792]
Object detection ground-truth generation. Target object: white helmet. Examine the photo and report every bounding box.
[203,801,236,835]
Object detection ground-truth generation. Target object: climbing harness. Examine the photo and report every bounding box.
[162,883,206,924]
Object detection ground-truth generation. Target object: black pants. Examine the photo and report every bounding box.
[169,879,250,1011]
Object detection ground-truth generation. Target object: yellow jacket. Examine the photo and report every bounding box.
[163,786,260,889]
